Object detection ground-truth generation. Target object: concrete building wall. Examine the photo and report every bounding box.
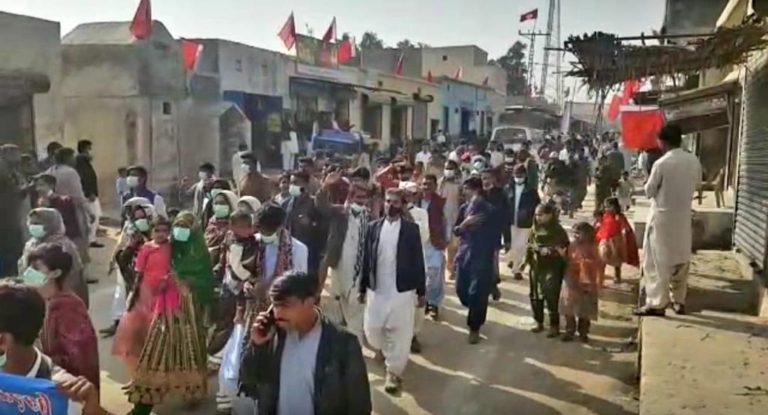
[212,40,294,108]
[421,46,485,78]
[376,73,442,140]
[0,12,63,151]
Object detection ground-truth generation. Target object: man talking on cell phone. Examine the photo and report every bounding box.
[240,270,372,415]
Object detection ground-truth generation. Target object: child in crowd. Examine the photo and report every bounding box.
[0,282,107,415]
[27,243,100,389]
[595,197,639,285]
[560,222,603,343]
[204,190,239,267]
[617,171,633,212]
[526,203,570,337]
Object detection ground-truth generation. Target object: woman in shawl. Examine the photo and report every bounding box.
[205,190,240,269]
[27,243,100,389]
[18,208,88,307]
[102,197,155,337]
[237,195,262,216]
[126,212,211,412]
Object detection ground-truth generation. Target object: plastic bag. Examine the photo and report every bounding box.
[219,322,246,396]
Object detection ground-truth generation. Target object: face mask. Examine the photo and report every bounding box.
[28,224,46,239]
[289,185,302,197]
[127,176,140,188]
[210,188,223,199]
[134,218,150,232]
[173,227,191,242]
[350,203,366,213]
[261,233,278,245]
[0,352,5,369]
[22,267,48,287]
[514,177,525,184]
[213,204,231,219]
[242,164,252,174]
[473,162,485,171]
[444,169,455,179]
[198,171,209,181]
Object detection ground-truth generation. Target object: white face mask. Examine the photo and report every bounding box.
[514,177,525,184]
[198,171,209,181]
[350,203,366,213]
[444,169,456,179]
[242,164,252,174]
[261,233,278,245]
[127,176,140,188]
[289,184,302,197]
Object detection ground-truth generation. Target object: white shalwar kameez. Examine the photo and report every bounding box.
[364,219,415,377]
[408,205,430,336]
[642,148,701,308]
[324,213,366,339]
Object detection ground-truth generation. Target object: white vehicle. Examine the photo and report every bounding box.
[490,125,542,152]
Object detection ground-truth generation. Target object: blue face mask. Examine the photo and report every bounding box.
[134,218,150,232]
[22,267,48,287]
[173,227,191,242]
[213,204,231,219]
[28,224,46,239]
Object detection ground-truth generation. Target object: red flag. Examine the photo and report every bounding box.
[322,17,337,43]
[606,95,622,121]
[181,39,203,72]
[620,107,664,150]
[278,12,297,50]
[130,0,152,40]
[427,70,433,83]
[453,66,463,80]
[338,37,356,64]
[520,8,538,23]
[394,53,404,76]
[621,79,641,105]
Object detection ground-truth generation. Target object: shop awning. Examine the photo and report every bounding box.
[356,86,411,105]
[659,69,740,134]
[290,77,357,100]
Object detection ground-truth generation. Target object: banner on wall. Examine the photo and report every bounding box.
[0,373,69,415]
[295,34,338,68]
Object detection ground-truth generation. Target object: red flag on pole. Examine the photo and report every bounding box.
[322,17,337,43]
[606,95,622,121]
[520,9,538,22]
[181,39,203,72]
[394,53,404,76]
[338,37,357,64]
[620,79,641,105]
[620,106,664,150]
[130,0,152,40]
[278,12,297,50]
[427,70,433,83]
[453,66,463,80]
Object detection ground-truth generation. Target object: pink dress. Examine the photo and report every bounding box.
[113,241,174,370]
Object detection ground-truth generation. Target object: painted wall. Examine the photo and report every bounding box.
[375,73,442,140]
[0,12,63,151]
[440,80,492,136]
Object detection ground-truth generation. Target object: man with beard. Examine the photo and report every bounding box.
[359,188,425,395]
[317,174,371,342]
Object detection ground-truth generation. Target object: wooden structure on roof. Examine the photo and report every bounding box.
[564,22,768,91]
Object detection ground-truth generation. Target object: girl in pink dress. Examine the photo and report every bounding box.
[113,217,174,374]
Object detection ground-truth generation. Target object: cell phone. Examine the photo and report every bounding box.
[257,305,276,337]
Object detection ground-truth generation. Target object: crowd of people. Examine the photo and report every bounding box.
[0,123,702,414]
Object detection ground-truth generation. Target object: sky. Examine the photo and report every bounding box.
[1,0,667,99]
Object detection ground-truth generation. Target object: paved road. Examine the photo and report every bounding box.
[91,192,640,415]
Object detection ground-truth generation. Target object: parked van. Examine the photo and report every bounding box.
[490,125,542,151]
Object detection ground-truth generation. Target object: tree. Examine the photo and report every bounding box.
[360,31,385,49]
[397,39,415,49]
[494,41,529,96]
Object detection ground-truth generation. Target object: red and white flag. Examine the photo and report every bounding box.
[520,8,538,23]
[453,66,463,80]
[394,53,405,76]
[322,17,337,43]
[427,70,433,83]
[338,37,357,64]
[278,12,297,50]
[130,0,152,40]
[181,39,203,72]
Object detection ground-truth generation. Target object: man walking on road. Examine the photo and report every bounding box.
[359,188,425,395]
[505,164,541,281]
[635,124,701,317]
[75,140,103,248]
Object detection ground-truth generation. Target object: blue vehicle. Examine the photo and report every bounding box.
[310,129,363,166]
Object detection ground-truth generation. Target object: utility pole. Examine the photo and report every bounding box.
[554,0,563,107]
[518,29,550,95]
[540,0,558,103]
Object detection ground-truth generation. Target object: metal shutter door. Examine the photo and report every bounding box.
[734,65,768,266]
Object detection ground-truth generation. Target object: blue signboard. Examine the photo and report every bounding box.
[0,372,69,415]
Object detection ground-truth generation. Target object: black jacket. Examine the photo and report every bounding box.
[504,182,541,230]
[485,186,511,248]
[360,218,426,297]
[240,318,372,415]
[75,153,98,198]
